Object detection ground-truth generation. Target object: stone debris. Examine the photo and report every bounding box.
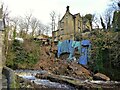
[93,73,110,81]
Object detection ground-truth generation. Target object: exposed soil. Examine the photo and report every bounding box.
[34,45,92,80]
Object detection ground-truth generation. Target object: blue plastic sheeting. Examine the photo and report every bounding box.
[78,40,91,65]
[68,41,81,60]
[81,39,91,46]
[57,40,81,60]
[57,39,91,65]
[72,41,81,54]
[57,41,63,58]
[57,40,73,58]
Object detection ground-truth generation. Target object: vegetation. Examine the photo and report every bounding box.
[89,30,120,80]
[6,39,41,69]
[88,1,120,80]
[84,14,93,29]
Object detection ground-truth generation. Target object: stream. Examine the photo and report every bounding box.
[15,70,76,89]
[14,70,120,89]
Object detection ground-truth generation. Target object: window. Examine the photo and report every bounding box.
[61,30,64,35]
[0,20,4,30]
[60,21,64,29]
[78,27,81,32]
[70,35,73,38]
[78,20,81,32]
[66,15,68,19]
[78,20,80,27]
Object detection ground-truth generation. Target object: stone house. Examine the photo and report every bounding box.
[34,34,51,45]
[52,6,92,41]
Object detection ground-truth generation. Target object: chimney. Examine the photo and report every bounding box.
[66,6,69,12]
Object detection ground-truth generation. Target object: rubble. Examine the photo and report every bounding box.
[34,45,111,81]
[93,73,110,81]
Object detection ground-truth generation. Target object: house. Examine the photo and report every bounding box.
[52,6,92,41]
[34,34,50,45]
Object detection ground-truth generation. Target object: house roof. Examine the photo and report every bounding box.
[59,11,73,22]
[59,6,81,22]
[36,34,49,39]
[74,13,81,18]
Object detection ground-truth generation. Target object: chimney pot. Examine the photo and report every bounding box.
[66,6,69,12]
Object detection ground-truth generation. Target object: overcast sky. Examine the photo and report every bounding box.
[2,0,111,24]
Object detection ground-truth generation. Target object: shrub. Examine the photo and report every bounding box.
[89,30,120,80]
[6,39,40,69]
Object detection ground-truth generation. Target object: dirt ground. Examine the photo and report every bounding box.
[34,45,93,80]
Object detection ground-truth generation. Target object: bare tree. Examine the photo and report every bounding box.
[18,17,26,38]
[100,16,106,29]
[58,13,61,23]
[24,12,32,37]
[30,16,39,37]
[2,4,10,28]
[2,4,11,55]
[102,0,120,30]
[10,17,19,39]
[103,8,113,30]
[109,0,119,10]
[118,2,120,9]
[44,25,50,35]
[36,22,42,35]
[50,11,56,32]
[92,14,100,29]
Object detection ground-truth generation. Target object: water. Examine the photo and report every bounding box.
[33,79,75,89]
[15,70,120,89]
[15,69,47,76]
[20,75,36,80]
[15,70,75,89]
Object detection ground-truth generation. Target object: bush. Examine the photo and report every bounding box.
[6,39,40,69]
[89,30,120,80]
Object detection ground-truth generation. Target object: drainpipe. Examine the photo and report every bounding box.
[73,16,76,40]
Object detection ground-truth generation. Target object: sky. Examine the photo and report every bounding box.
[1,0,111,24]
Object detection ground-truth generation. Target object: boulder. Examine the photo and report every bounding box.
[93,73,110,81]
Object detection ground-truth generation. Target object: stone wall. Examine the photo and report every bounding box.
[0,4,4,90]
[0,31,3,90]
[2,67,38,89]
[2,66,16,89]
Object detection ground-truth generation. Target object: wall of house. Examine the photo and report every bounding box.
[74,14,82,37]
[59,12,74,40]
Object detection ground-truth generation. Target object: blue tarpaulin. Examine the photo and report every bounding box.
[68,41,81,60]
[57,41,62,58]
[57,40,81,59]
[57,40,73,58]
[78,39,91,65]
[57,39,91,65]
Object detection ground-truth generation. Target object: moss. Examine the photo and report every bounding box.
[10,75,20,88]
